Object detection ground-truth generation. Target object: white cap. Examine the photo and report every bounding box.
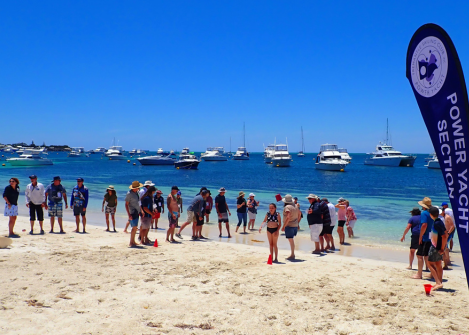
[249,193,255,197]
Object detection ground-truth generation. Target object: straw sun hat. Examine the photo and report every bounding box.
[418,197,432,209]
[129,181,143,190]
[282,194,294,203]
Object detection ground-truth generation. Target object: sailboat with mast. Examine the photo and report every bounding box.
[298,127,305,157]
[233,122,250,160]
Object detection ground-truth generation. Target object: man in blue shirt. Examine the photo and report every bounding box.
[45,176,68,233]
[70,177,89,233]
[412,197,433,279]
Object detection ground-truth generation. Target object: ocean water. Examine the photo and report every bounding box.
[0,152,454,249]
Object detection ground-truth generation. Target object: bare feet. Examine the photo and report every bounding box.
[406,266,412,270]
[286,255,295,260]
[228,235,232,238]
[411,274,422,279]
[424,274,433,279]
[432,284,443,291]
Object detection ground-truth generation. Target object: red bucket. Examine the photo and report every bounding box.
[423,284,432,295]
[275,194,282,202]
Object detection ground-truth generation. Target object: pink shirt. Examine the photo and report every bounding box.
[346,206,357,221]
[337,206,346,221]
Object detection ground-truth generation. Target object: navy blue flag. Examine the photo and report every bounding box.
[406,23,469,288]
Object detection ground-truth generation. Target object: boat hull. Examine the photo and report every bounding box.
[426,160,440,169]
[272,159,291,167]
[175,161,200,170]
[7,159,53,166]
[202,156,228,161]
[315,163,346,171]
[107,155,127,160]
[264,157,273,164]
[138,158,176,165]
[233,155,249,160]
[364,156,416,167]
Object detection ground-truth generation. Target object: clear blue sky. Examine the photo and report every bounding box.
[1,1,469,153]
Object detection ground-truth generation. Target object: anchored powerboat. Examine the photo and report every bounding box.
[271,144,292,167]
[138,151,177,165]
[201,147,228,161]
[68,147,89,158]
[364,143,416,167]
[105,146,126,160]
[90,147,106,154]
[175,154,200,169]
[425,153,440,169]
[7,149,53,166]
[233,147,249,160]
[315,144,349,171]
[264,144,275,164]
[338,148,352,162]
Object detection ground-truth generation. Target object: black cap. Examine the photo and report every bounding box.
[321,198,329,202]
[293,197,298,200]
[29,175,37,179]
[201,190,209,195]
[77,177,84,182]
[53,176,61,181]
[172,186,179,191]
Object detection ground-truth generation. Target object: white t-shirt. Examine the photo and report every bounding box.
[138,188,146,206]
[327,203,337,226]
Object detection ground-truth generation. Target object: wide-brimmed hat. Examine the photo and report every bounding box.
[219,187,226,193]
[156,190,163,194]
[306,194,319,200]
[418,197,432,209]
[249,193,255,197]
[238,191,245,198]
[282,194,294,203]
[144,180,155,187]
[337,197,345,202]
[106,185,115,191]
[410,207,421,215]
[129,181,143,190]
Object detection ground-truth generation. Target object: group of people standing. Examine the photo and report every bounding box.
[400,197,455,291]
[3,175,89,237]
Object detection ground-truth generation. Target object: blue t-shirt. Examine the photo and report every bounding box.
[420,210,434,242]
[408,215,421,235]
[141,196,153,218]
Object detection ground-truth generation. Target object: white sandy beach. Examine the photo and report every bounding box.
[1,216,469,335]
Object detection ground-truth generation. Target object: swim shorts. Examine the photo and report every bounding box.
[105,206,116,215]
[73,206,86,216]
[309,224,323,242]
[285,226,298,239]
[186,210,197,223]
[338,220,346,227]
[428,245,443,262]
[348,220,357,229]
[410,235,420,250]
[416,241,431,257]
[218,212,229,223]
[129,218,139,228]
[48,203,63,218]
[141,217,152,229]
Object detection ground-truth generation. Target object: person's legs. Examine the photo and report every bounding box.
[155,216,159,229]
[50,216,55,233]
[75,215,80,232]
[337,226,344,244]
[105,213,110,231]
[124,220,130,233]
[8,216,17,235]
[236,213,243,232]
[408,249,416,269]
[243,213,247,233]
[450,239,454,250]
[218,222,222,237]
[37,205,44,233]
[82,214,87,233]
[130,226,138,246]
[325,234,331,250]
[287,238,295,259]
[267,232,274,258]
[58,218,64,233]
[177,221,191,235]
[225,221,231,237]
[111,214,116,231]
[272,230,279,261]
[319,236,325,251]
[435,260,444,286]
[347,226,352,238]
[412,256,424,279]
[205,213,209,223]
[29,205,35,233]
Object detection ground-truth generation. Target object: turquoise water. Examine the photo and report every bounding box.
[0,152,454,249]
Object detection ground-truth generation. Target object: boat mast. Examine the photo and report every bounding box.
[243,122,245,148]
[386,118,389,145]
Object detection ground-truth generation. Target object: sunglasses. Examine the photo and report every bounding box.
[9,180,15,183]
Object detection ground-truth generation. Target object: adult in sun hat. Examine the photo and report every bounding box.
[125,181,143,247]
[3,177,20,237]
[45,176,68,234]
[102,185,118,232]
[412,196,433,280]
[215,187,231,238]
[281,194,301,260]
[306,194,323,254]
[247,193,259,230]
[235,191,248,233]
[139,180,155,206]
[401,207,421,270]
[25,175,46,235]
[70,177,89,233]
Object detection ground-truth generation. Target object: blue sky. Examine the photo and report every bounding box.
[1,1,469,153]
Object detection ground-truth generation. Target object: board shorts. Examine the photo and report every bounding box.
[248,211,257,220]
[105,206,116,215]
[186,210,197,223]
[348,220,357,229]
[285,226,298,239]
[140,217,152,229]
[73,206,86,216]
[196,214,204,226]
[416,241,432,257]
[338,220,346,227]
[218,212,229,223]
[4,204,18,217]
[130,218,139,228]
[29,203,44,221]
[320,223,330,236]
[205,209,211,215]
[168,211,178,228]
[48,203,63,218]
[154,212,161,219]
[428,245,443,262]
[447,231,455,248]
[309,224,323,242]
[410,235,420,250]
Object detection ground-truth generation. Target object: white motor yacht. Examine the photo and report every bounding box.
[138,151,177,165]
[129,149,147,155]
[201,147,228,161]
[364,143,416,167]
[2,146,18,153]
[233,147,249,160]
[425,153,440,169]
[264,144,276,164]
[68,147,89,158]
[105,146,126,160]
[90,147,106,154]
[271,144,292,167]
[338,148,352,162]
[157,148,164,154]
[315,144,349,171]
[7,149,53,166]
[181,147,190,155]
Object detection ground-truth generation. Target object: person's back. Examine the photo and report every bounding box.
[188,194,204,215]
[327,203,336,225]
[215,194,227,213]
[409,214,421,236]
[420,209,434,243]
[283,204,299,227]
[320,201,331,225]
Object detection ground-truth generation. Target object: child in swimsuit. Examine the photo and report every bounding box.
[259,203,282,263]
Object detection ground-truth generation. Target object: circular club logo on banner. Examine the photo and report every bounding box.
[411,36,448,98]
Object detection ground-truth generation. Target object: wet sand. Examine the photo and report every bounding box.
[1,216,468,334]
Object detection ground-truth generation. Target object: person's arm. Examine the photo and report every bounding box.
[83,188,89,210]
[44,189,49,210]
[40,185,46,207]
[419,222,427,245]
[25,187,31,207]
[142,199,153,216]
[282,211,291,231]
[166,196,171,212]
[70,188,75,209]
[3,194,10,208]
[102,196,106,212]
[237,199,243,209]
[278,212,282,227]
[180,199,183,213]
[125,201,132,220]
[259,214,268,232]
[297,208,302,222]
[401,224,412,242]
[440,231,448,254]
[63,189,68,209]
